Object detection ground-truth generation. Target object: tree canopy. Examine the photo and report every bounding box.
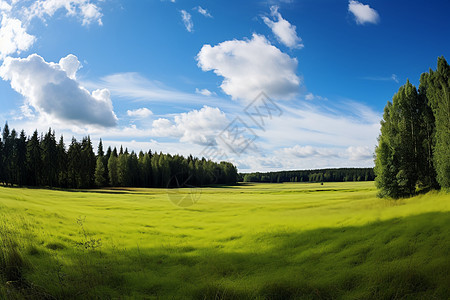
[0,126,238,189]
[375,56,450,198]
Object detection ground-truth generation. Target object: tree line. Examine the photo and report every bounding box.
[0,126,238,188]
[375,56,450,198]
[240,168,375,183]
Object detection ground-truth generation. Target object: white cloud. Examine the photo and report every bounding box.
[180,10,193,32]
[346,146,373,161]
[195,88,214,96]
[262,6,303,49]
[0,14,36,60]
[197,34,300,101]
[281,145,338,158]
[26,0,103,26]
[127,108,153,119]
[0,53,117,127]
[0,1,12,12]
[194,6,212,18]
[95,72,233,108]
[348,0,379,25]
[59,53,81,79]
[151,106,228,146]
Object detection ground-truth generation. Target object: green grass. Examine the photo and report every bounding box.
[0,182,449,299]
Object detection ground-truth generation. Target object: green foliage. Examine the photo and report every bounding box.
[375,57,450,197]
[107,154,118,187]
[94,156,106,187]
[422,57,450,188]
[0,125,238,189]
[242,168,374,183]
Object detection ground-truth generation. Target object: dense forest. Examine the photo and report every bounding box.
[375,56,450,198]
[240,168,375,183]
[0,126,238,188]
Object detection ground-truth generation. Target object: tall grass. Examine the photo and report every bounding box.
[0,182,448,299]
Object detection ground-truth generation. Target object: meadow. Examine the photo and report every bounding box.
[0,182,449,299]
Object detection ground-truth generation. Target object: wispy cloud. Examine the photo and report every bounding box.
[363,74,399,83]
[180,10,193,32]
[194,6,212,18]
[91,72,235,110]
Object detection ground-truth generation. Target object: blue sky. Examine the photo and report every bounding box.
[0,0,449,172]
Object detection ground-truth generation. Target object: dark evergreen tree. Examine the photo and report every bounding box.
[56,135,68,187]
[41,129,58,187]
[15,130,27,186]
[26,130,42,186]
[67,138,82,188]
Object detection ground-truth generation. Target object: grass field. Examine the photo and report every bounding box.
[0,182,449,299]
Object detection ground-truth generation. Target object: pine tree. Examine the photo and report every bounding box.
[98,139,104,157]
[15,130,27,186]
[41,129,58,187]
[26,130,42,186]
[67,138,82,188]
[80,136,96,188]
[57,135,67,187]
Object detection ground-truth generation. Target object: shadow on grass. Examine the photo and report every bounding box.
[1,212,449,299]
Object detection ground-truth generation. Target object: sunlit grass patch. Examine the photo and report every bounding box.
[0,182,449,298]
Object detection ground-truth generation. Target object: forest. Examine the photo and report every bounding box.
[0,126,238,189]
[374,56,450,198]
[240,168,374,183]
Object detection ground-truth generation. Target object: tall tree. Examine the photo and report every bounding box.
[80,136,96,188]
[41,129,58,187]
[2,123,12,185]
[15,130,27,186]
[375,81,423,198]
[94,156,107,187]
[67,138,82,188]
[424,57,450,188]
[56,135,67,187]
[26,130,42,186]
[108,154,118,187]
[97,139,104,157]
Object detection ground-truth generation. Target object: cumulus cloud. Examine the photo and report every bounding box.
[127,108,153,119]
[197,34,300,101]
[194,6,212,18]
[348,0,379,25]
[262,6,303,49]
[180,10,193,32]
[0,1,103,60]
[151,106,228,146]
[26,0,103,26]
[59,53,81,79]
[0,14,36,60]
[0,53,117,127]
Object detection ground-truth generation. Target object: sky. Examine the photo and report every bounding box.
[0,0,449,172]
